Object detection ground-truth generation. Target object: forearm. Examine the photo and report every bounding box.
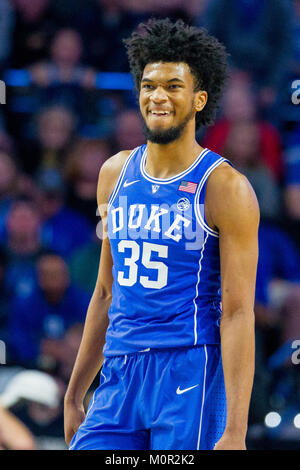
[220,308,255,437]
[0,406,36,450]
[65,290,111,405]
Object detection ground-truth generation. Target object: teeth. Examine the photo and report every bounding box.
[151,111,169,115]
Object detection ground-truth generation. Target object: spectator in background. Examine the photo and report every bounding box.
[113,108,144,152]
[0,404,36,450]
[10,0,56,68]
[254,223,300,356]
[275,0,300,127]
[222,120,281,221]
[64,138,110,225]
[255,224,300,320]
[8,253,89,368]
[68,232,101,295]
[54,323,84,383]
[203,74,283,180]
[86,0,144,72]
[0,152,18,242]
[0,148,43,214]
[284,126,300,220]
[291,0,300,77]
[0,128,16,157]
[0,368,61,449]
[249,222,300,425]
[0,150,44,245]
[0,248,8,339]
[281,125,300,253]
[204,0,292,108]
[15,398,65,446]
[30,28,96,89]
[119,0,194,21]
[22,105,76,175]
[0,0,14,70]
[2,198,45,300]
[36,169,93,258]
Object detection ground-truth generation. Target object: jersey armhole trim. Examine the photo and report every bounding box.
[107,146,140,210]
[193,232,209,345]
[194,157,231,238]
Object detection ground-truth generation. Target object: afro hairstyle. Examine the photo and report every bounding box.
[124,18,229,130]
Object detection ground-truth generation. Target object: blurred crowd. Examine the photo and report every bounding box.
[0,0,299,449]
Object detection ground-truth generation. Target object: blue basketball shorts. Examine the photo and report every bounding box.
[69,345,227,450]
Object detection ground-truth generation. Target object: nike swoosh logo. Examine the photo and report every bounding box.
[124,179,140,187]
[176,384,199,395]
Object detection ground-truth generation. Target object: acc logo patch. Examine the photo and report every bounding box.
[177,197,190,211]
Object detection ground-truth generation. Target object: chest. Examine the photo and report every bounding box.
[108,179,201,246]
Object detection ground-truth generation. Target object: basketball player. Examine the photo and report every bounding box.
[64,19,259,450]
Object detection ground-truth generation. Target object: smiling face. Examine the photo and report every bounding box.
[139,62,206,144]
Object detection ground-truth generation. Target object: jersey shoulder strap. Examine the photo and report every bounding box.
[107,145,144,209]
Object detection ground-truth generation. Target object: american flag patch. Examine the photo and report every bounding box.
[178,180,198,194]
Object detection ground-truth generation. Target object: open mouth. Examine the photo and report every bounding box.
[148,110,172,117]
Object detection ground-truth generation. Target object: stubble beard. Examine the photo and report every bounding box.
[142,107,195,145]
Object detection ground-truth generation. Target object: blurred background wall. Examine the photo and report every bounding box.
[0,0,299,450]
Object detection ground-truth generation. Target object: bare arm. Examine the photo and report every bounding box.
[207,165,259,449]
[64,239,112,406]
[64,151,130,445]
[0,405,36,450]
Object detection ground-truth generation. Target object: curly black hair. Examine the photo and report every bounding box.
[124,18,229,129]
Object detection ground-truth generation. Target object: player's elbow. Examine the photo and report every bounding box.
[95,282,113,303]
[221,306,255,324]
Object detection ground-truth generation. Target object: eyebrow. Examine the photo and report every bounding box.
[141,78,185,84]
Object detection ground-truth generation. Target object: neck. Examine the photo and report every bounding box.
[145,124,203,179]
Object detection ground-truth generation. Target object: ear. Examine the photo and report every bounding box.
[195,90,208,112]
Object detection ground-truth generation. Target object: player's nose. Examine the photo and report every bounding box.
[150,86,168,103]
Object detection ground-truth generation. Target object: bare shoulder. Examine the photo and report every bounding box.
[206,162,260,232]
[97,150,132,206]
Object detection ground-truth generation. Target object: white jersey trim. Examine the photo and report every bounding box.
[140,147,210,184]
[197,344,208,450]
[194,157,228,238]
[107,146,139,210]
[193,232,209,345]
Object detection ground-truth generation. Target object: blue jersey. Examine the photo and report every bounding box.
[104,145,231,357]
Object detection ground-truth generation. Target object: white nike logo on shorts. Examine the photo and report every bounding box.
[176,384,199,395]
[124,179,140,187]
